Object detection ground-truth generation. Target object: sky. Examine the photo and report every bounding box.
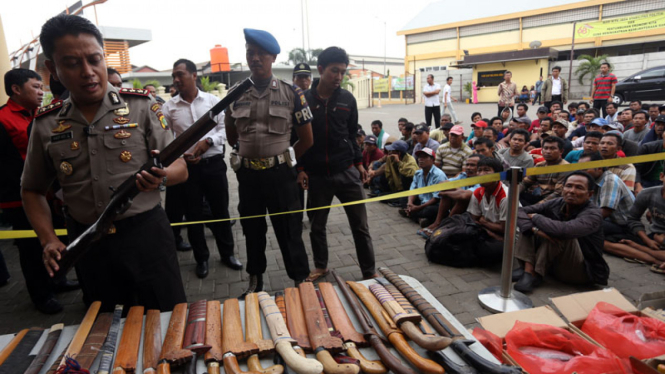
[3,0,439,71]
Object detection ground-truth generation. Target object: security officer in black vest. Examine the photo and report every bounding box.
[225,29,314,297]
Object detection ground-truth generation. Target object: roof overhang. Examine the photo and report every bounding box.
[452,47,559,67]
[98,25,151,48]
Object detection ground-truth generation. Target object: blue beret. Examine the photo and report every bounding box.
[244,28,280,55]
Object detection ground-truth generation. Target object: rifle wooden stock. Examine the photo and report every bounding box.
[245,293,283,374]
[59,301,101,367]
[143,309,163,374]
[0,328,28,366]
[222,299,261,374]
[330,271,416,374]
[24,324,63,374]
[113,306,145,374]
[205,301,223,374]
[258,292,324,374]
[317,284,385,374]
[369,283,452,351]
[348,282,443,374]
[157,303,193,373]
[284,287,312,352]
[75,312,113,369]
[53,78,254,278]
[377,267,522,374]
[378,279,437,335]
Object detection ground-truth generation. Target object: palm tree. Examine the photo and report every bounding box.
[199,76,220,93]
[575,54,611,95]
[288,48,322,66]
[341,75,355,91]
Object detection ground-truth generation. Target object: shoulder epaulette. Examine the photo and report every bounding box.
[119,88,150,97]
[35,100,63,118]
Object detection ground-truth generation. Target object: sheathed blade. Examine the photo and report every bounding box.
[97,304,123,374]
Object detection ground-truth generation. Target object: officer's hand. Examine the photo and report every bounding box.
[43,240,67,277]
[183,153,201,164]
[297,171,309,190]
[192,140,210,158]
[136,152,167,192]
[356,165,368,182]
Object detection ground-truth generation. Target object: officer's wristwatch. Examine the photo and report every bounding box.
[159,176,168,192]
[531,227,540,234]
[205,137,214,146]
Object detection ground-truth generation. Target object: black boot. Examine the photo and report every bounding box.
[239,274,263,299]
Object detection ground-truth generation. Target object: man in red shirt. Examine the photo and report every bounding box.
[0,69,76,313]
[362,134,384,170]
[590,62,617,118]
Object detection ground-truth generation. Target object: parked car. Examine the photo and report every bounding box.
[613,65,665,105]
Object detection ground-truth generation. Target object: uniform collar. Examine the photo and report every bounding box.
[6,98,34,117]
[57,84,125,125]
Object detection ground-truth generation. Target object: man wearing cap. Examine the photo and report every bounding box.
[551,119,574,157]
[366,140,418,196]
[436,125,473,178]
[423,74,441,128]
[571,118,606,149]
[362,134,384,170]
[636,117,665,188]
[467,120,487,148]
[400,148,447,227]
[412,123,440,156]
[293,63,312,91]
[225,28,314,296]
[299,46,376,281]
[529,106,550,133]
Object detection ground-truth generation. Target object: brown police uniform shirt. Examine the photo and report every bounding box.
[225,76,311,159]
[22,85,173,225]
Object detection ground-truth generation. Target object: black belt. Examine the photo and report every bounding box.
[67,205,162,236]
[199,153,225,164]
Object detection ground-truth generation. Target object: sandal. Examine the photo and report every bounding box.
[623,257,648,264]
[417,228,432,239]
[305,269,329,282]
[650,264,665,274]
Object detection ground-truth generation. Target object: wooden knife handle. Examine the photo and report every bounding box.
[157,362,171,374]
[314,349,360,374]
[388,333,444,374]
[207,361,221,374]
[223,353,263,374]
[344,343,386,374]
[400,321,452,351]
[346,282,398,337]
[247,353,284,374]
[383,283,437,335]
[369,283,421,325]
[275,341,323,374]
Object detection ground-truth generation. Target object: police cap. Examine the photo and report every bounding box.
[244,28,280,55]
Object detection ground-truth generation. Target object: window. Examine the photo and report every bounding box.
[638,68,665,80]
[406,28,457,44]
[522,6,599,28]
[460,19,519,37]
[603,0,665,18]
[478,70,507,87]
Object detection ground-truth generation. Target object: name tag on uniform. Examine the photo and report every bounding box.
[51,131,73,142]
[234,101,251,108]
[270,100,289,107]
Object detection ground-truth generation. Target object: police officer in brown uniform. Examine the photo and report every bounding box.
[226,28,314,297]
[21,14,188,312]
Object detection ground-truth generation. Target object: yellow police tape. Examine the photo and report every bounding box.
[2,152,665,240]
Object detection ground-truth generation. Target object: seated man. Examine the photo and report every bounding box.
[400,122,415,155]
[466,156,510,266]
[499,129,534,168]
[570,118,605,149]
[599,132,639,192]
[362,135,384,170]
[425,154,483,233]
[519,136,569,205]
[473,137,510,170]
[636,115,665,189]
[366,140,417,196]
[514,171,608,292]
[430,115,451,143]
[483,127,505,151]
[551,119,574,157]
[435,125,473,178]
[400,148,447,227]
[564,131,603,163]
[399,148,448,228]
[606,173,665,266]
[412,123,440,156]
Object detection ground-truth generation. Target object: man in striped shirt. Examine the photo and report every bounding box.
[435,125,473,178]
[590,62,617,118]
[600,132,639,193]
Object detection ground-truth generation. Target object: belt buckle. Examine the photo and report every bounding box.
[250,158,268,170]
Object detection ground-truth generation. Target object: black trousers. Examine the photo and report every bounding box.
[593,99,608,118]
[4,207,56,304]
[165,184,186,239]
[236,164,310,281]
[184,155,235,263]
[67,206,186,312]
[425,106,441,128]
[308,167,375,278]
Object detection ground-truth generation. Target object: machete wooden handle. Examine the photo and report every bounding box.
[315,349,360,374]
[248,354,284,374]
[388,333,443,374]
[401,321,452,351]
[223,353,263,374]
[275,341,324,374]
[157,362,170,374]
[344,343,386,374]
[369,284,421,325]
[206,361,221,374]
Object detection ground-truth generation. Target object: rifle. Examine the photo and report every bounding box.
[53,78,253,278]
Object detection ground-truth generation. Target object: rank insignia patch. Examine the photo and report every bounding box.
[60,161,73,176]
[109,91,121,105]
[114,105,130,116]
[70,141,80,150]
[113,117,130,125]
[150,103,161,112]
[114,130,131,139]
[52,120,72,133]
[119,150,132,163]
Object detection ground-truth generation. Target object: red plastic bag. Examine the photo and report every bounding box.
[581,301,665,359]
[505,321,627,374]
[472,327,503,362]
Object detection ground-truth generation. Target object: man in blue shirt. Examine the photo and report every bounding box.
[399,148,447,227]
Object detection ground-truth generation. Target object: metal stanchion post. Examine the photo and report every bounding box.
[478,167,533,313]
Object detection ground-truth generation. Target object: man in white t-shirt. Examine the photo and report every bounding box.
[441,76,461,125]
[423,74,441,128]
